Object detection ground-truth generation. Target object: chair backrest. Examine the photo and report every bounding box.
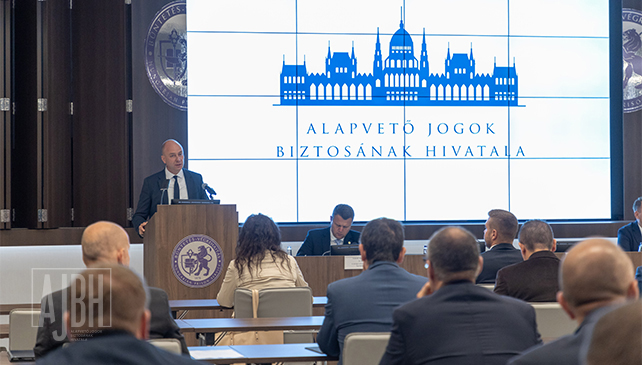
[148,338,182,355]
[342,332,391,365]
[9,309,40,351]
[234,287,314,344]
[234,287,313,318]
[530,302,576,341]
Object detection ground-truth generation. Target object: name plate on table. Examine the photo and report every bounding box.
[344,256,364,270]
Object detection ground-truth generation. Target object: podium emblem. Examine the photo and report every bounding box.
[171,234,224,288]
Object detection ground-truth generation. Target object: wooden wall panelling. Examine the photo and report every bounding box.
[1,0,12,229]
[131,0,187,230]
[41,0,73,228]
[12,0,73,228]
[71,0,129,227]
[622,112,642,221]
[12,0,39,228]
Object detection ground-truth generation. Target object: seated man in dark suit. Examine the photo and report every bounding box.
[296,204,360,256]
[476,209,523,283]
[508,238,639,365]
[379,226,541,365]
[584,300,642,365]
[617,196,642,252]
[316,218,427,363]
[38,264,203,365]
[34,221,189,358]
[132,139,208,238]
[494,220,559,302]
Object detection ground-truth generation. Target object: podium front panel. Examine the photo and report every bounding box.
[144,204,238,300]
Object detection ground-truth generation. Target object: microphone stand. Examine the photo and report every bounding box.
[160,179,171,205]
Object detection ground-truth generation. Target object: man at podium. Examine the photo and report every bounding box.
[133,139,208,237]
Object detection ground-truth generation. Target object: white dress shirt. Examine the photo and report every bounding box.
[165,168,188,200]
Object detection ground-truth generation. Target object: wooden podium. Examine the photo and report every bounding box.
[143,204,238,300]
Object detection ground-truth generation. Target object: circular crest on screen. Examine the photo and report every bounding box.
[171,234,223,288]
[145,1,187,111]
[623,8,642,113]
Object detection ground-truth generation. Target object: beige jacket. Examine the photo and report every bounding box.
[216,254,308,307]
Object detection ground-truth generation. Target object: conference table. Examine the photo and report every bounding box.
[169,297,327,311]
[169,297,328,319]
[176,316,325,333]
[0,345,337,365]
[188,343,337,364]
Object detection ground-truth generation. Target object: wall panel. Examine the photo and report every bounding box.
[71,0,129,227]
[131,0,187,228]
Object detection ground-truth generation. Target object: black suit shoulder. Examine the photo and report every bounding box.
[476,244,523,284]
[148,287,189,355]
[618,221,641,252]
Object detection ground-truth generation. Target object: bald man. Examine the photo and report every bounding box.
[37,264,203,365]
[508,239,639,365]
[34,221,189,358]
[379,227,540,365]
[132,139,208,238]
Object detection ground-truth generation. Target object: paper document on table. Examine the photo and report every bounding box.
[190,348,244,360]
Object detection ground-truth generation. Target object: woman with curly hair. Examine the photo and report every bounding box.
[216,213,308,307]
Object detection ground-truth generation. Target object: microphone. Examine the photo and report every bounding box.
[202,183,217,196]
[160,179,171,205]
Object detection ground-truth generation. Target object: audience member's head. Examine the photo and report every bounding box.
[65,264,150,341]
[585,300,642,365]
[427,227,482,286]
[359,218,405,267]
[81,221,131,267]
[633,196,642,223]
[558,238,639,322]
[518,220,556,259]
[235,213,289,275]
[484,209,519,248]
[161,139,184,175]
[331,204,355,240]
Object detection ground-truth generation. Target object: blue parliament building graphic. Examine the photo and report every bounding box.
[279,19,518,106]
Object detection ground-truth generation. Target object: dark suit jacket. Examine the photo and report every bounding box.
[132,168,207,235]
[37,330,204,365]
[296,227,360,256]
[508,306,612,365]
[617,221,642,252]
[317,261,427,363]
[379,281,541,365]
[34,287,189,358]
[494,250,560,302]
[476,243,524,284]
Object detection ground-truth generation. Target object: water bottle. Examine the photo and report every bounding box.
[423,244,428,269]
[287,245,292,255]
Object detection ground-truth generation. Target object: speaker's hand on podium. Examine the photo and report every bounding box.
[139,221,148,237]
